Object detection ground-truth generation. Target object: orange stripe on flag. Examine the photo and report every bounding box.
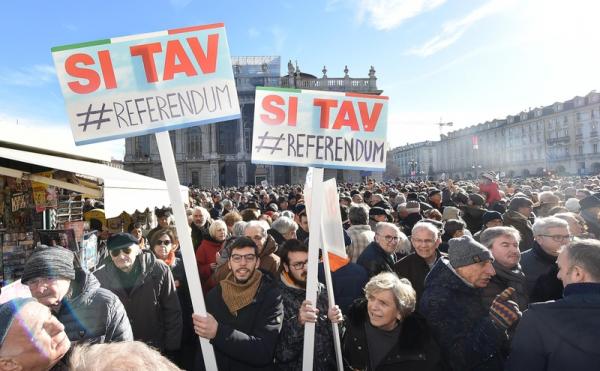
[168,23,225,35]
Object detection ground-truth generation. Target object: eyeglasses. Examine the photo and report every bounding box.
[230,254,257,263]
[26,277,58,287]
[540,234,573,242]
[156,240,171,246]
[412,238,435,245]
[110,247,133,257]
[378,234,399,243]
[289,260,308,270]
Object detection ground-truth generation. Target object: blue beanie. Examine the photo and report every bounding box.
[0,297,37,344]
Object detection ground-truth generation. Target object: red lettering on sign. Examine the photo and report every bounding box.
[187,34,219,74]
[163,40,197,81]
[97,50,117,89]
[65,53,101,94]
[261,95,286,125]
[130,42,163,83]
[358,102,383,132]
[332,100,359,131]
[288,96,298,126]
[314,99,338,129]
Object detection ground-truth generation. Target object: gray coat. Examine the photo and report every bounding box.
[94,251,182,352]
[59,269,133,344]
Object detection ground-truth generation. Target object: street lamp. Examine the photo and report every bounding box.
[408,159,418,179]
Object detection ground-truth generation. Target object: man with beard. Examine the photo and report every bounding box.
[191,206,211,251]
[192,237,283,370]
[275,239,343,370]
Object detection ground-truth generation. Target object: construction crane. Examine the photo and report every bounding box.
[437,119,454,136]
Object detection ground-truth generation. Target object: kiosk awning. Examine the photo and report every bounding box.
[0,146,188,217]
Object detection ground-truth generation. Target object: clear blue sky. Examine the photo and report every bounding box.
[1,0,599,159]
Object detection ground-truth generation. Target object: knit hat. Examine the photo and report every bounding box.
[565,198,581,213]
[428,189,441,198]
[481,171,496,181]
[0,298,36,344]
[405,200,421,214]
[22,245,75,284]
[448,235,493,269]
[442,206,461,221]
[482,211,503,225]
[107,232,138,251]
[579,193,600,210]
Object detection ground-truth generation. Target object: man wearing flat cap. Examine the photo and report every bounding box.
[94,232,182,355]
[421,235,522,371]
[22,245,132,346]
[579,192,600,237]
[368,206,392,230]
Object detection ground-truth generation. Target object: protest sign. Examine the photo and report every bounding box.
[52,23,240,145]
[252,87,388,170]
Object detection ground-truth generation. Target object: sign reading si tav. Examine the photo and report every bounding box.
[52,23,240,145]
[252,87,388,171]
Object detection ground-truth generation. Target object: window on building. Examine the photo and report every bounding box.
[169,131,177,153]
[134,135,150,158]
[594,144,598,154]
[217,120,238,154]
[578,145,584,155]
[187,127,202,158]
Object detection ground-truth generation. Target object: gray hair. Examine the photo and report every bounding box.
[533,216,570,236]
[479,226,521,249]
[245,220,268,237]
[364,272,416,318]
[232,221,248,237]
[208,220,227,239]
[271,216,298,235]
[348,204,369,225]
[561,239,600,282]
[69,341,181,371]
[412,222,440,239]
[280,210,295,219]
[374,222,400,235]
[222,199,233,209]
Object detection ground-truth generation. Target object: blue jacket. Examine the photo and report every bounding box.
[59,269,132,344]
[420,258,508,371]
[356,241,396,278]
[506,283,600,371]
[318,262,368,314]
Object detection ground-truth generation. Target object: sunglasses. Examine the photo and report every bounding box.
[156,240,171,246]
[110,247,132,257]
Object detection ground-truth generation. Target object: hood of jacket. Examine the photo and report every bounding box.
[261,234,278,258]
[65,269,100,308]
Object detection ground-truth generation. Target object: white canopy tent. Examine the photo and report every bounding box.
[0,146,188,217]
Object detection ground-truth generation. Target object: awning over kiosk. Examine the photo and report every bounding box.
[0,146,187,217]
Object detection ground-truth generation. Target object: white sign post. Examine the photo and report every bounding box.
[252,87,389,370]
[52,23,241,370]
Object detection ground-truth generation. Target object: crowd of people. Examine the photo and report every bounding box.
[2,172,600,370]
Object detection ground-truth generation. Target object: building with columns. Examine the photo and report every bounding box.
[389,90,600,180]
[123,57,383,187]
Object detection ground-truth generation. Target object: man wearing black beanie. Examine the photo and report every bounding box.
[23,245,132,346]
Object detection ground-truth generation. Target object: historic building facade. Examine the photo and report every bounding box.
[388,141,436,180]
[389,90,600,180]
[123,57,382,187]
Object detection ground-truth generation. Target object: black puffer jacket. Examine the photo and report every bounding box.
[420,258,508,371]
[94,251,182,352]
[58,269,133,344]
[342,299,445,371]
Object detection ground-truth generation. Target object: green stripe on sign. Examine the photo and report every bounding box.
[51,39,111,52]
[256,86,301,93]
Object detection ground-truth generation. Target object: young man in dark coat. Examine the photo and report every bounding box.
[275,239,342,370]
[506,239,600,370]
[420,235,522,371]
[22,245,133,345]
[94,233,182,354]
[192,237,283,371]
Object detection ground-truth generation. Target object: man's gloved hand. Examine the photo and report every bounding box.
[489,287,522,329]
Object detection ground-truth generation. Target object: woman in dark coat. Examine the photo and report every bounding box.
[342,272,445,371]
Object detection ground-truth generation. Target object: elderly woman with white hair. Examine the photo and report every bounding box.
[195,219,227,294]
[342,272,444,371]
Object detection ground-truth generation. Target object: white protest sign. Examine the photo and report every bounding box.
[52,23,240,145]
[252,87,389,170]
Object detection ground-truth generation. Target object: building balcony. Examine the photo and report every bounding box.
[591,130,598,137]
[280,77,376,93]
[546,136,571,145]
